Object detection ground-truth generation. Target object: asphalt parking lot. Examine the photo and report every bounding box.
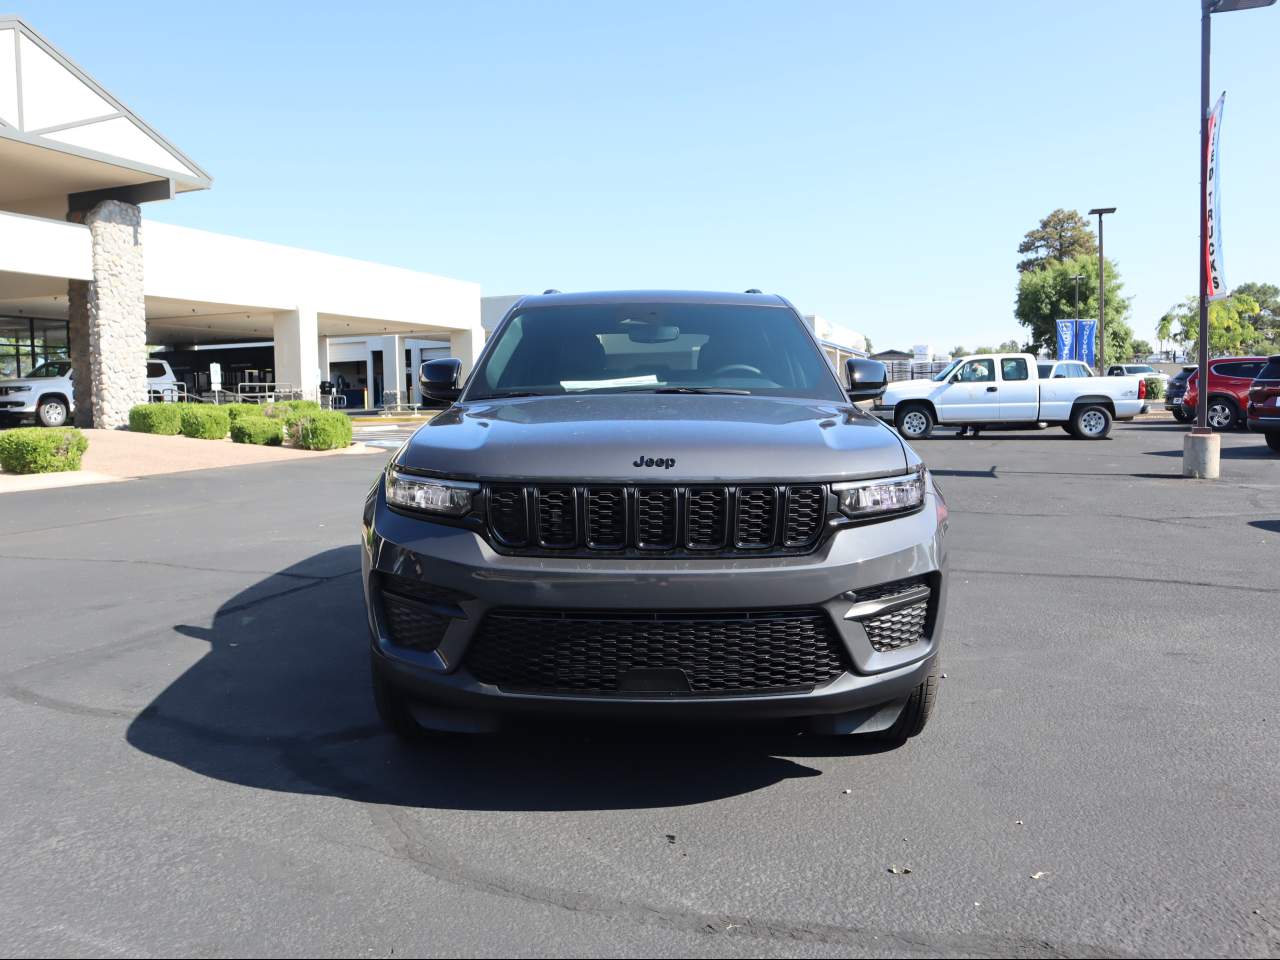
[1,420,1277,958]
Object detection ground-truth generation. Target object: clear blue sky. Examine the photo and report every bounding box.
[18,0,1280,351]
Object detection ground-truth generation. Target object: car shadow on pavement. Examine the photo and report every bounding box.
[125,546,894,812]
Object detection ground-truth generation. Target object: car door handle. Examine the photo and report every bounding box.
[986,386,998,392]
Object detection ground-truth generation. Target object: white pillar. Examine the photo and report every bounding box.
[450,327,484,380]
[381,334,404,408]
[317,335,330,382]
[272,306,319,400]
[364,346,375,410]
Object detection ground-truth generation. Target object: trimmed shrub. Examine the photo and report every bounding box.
[230,416,284,446]
[1144,376,1165,400]
[128,403,183,435]
[223,403,267,422]
[296,411,353,450]
[263,399,322,419]
[179,405,230,440]
[0,427,89,474]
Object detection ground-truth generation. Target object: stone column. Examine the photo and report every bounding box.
[67,200,147,428]
[272,307,319,400]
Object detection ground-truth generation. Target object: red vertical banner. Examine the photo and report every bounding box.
[1205,93,1226,301]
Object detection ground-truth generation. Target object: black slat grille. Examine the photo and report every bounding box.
[483,484,830,557]
[735,486,778,548]
[686,487,727,548]
[585,487,626,548]
[489,486,528,545]
[636,487,678,549]
[783,485,825,546]
[850,577,932,653]
[466,608,846,694]
[537,487,576,547]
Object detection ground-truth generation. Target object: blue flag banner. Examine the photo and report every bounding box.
[1056,320,1074,360]
[1077,319,1097,367]
[1056,318,1098,365]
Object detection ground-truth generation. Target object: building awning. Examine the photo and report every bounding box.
[0,17,210,210]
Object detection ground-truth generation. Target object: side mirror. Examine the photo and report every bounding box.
[419,358,463,402]
[844,358,888,401]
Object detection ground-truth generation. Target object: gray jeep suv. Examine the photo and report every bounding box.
[361,291,947,744]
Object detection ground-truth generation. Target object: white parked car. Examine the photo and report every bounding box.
[0,358,180,427]
[1107,363,1169,386]
[872,353,1145,440]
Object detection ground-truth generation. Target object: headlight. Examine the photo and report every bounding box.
[833,470,925,519]
[385,469,477,516]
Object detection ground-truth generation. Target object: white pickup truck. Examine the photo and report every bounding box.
[872,353,1145,440]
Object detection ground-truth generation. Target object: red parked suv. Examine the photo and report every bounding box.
[1247,354,1280,453]
[1180,357,1269,431]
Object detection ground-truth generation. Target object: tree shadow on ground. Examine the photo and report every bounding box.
[126,546,898,812]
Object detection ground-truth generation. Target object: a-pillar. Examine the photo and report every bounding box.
[272,307,320,400]
[380,335,405,407]
[67,200,146,428]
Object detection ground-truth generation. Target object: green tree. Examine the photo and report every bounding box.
[1230,282,1280,350]
[1169,292,1263,359]
[974,346,996,355]
[996,339,1021,353]
[1132,339,1153,359]
[1017,209,1098,273]
[949,345,967,357]
[1156,311,1176,356]
[1015,254,1132,360]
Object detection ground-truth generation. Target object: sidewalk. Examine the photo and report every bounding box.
[0,428,380,494]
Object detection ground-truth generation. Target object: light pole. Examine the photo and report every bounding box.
[1088,208,1115,373]
[1185,0,1276,480]
[1070,273,1085,360]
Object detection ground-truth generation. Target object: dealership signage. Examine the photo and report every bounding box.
[1055,318,1097,366]
[1205,92,1226,301]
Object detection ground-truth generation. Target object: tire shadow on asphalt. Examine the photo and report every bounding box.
[125,546,898,812]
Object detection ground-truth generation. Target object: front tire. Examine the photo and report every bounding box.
[1070,404,1112,440]
[894,403,934,441]
[36,398,68,427]
[880,661,939,747]
[1171,406,1193,424]
[1266,432,1280,454]
[1206,397,1238,431]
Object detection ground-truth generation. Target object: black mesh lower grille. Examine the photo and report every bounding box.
[851,577,932,653]
[466,608,847,694]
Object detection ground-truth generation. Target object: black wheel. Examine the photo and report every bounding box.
[1070,404,1112,440]
[36,397,69,427]
[894,403,934,441]
[1266,432,1280,454]
[1171,406,1193,424]
[879,660,940,747]
[1206,397,1238,431]
[371,652,426,741]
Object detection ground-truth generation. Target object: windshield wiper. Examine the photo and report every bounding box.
[471,391,545,399]
[652,387,751,395]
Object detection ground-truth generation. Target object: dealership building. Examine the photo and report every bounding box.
[0,16,481,427]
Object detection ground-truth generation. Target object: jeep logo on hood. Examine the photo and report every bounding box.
[634,454,676,469]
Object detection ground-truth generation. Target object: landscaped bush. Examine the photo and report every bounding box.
[178,405,230,440]
[0,427,88,474]
[295,410,353,450]
[222,403,267,422]
[128,403,183,435]
[230,416,283,446]
[262,399,322,419]
[1144,376,1165,400]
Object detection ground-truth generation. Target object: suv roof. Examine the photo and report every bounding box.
[511,289,789,309]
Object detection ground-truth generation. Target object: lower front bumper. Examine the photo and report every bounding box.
[360,476,947,730]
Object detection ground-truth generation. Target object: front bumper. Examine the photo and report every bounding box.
[361,475,947,730]
[0,398,36,413]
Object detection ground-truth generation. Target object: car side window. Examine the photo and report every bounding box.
[1001,358,1028,381]
[956,359,994,382]
[146,362,165,379]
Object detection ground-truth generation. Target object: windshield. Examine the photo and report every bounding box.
[25,361,71,379]
[1128,365,1154,374]
[466,302,845,401]
[931,359,963,382]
